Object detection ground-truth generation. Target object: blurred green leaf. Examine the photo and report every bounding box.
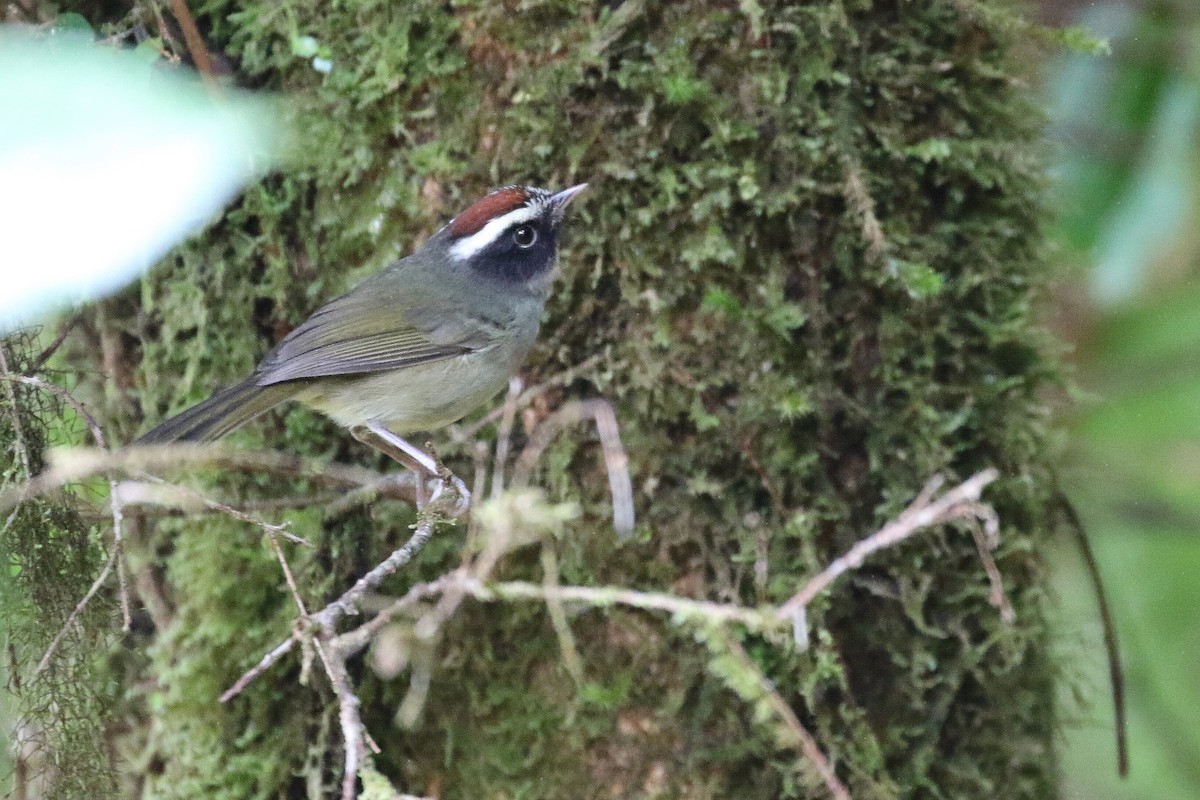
[0,27,280,331]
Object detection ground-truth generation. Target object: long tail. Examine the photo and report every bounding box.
[136,377,300,444]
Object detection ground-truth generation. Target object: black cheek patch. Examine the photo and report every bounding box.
[471,228,559,283]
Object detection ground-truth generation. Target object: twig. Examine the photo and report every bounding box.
[512,398,634,536]
[0,444,422,514]
[236,456,411,798]
[27,315,78,374]
[490,377,523,500]
[450,576,775,631]
[312,500,455,630]
[540,537,585,687]
[317,620,367,800]
[968,518,1015,624]
[719,631,852,800]
[1058,492,1128,777]
[778,470,1000,625]
[36,553,117,673]
[324,473,420,519]
[167,0,215,79]
[266,530,308,614]
[108,482,130,630]
[221,488,464,705]
[219,637,298,703]
[333,576,454,658]
[266,523,374,780]
[120,476,312,547]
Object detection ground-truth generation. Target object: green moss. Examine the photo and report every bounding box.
[38,0,1063,797]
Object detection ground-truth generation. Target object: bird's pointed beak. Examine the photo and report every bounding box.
[549,183,588,220]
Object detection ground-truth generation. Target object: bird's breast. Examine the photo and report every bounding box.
[295,336,532,433]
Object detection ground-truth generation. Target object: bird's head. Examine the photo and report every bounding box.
[431,184,587,287]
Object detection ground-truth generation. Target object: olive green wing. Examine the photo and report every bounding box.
[254,284,498,386]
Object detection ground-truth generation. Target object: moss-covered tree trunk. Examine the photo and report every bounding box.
[12,1,1059,798]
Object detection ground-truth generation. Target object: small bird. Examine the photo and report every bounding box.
[137,183,587,479]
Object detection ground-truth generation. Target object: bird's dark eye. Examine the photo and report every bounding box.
[513,225,537,247]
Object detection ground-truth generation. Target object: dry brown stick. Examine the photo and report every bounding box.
[511,398,634,536]
[1059,492,1128,777]
[168,0,215,79]
[778,469,1000,624]
[719,631,852,800]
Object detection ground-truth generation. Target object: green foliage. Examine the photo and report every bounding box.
[30,0,1062,797]
[0,333,117,799]
[1044,5,1200,796]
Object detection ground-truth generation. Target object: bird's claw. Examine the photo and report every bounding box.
[425,473,471,515]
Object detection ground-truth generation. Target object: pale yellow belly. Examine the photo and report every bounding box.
[294,346,522,433]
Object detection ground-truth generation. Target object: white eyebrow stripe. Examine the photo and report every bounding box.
[449,205,539,261]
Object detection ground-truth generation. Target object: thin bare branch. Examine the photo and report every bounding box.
[222,488,464,702]
[490,377,523,500]
[119,476,312,547]
[36,553,117,673]
[778,469,1000,622]
[1059,492,1128,777]
[312,500,457,630]
[317,621,366,800]
[968,515,1014,624]
[27,315,78,374]
[512,398,634,536]
[720,631,852,800]
[167,0,215,79]
[453,576,775,631]
[219,637,297,704]
[332,576,454,657]
[540,538,585,687]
